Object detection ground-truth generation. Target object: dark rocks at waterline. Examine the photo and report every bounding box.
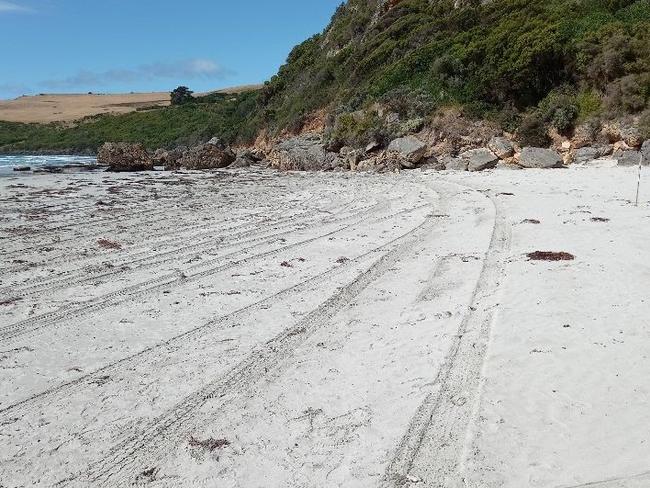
[13,166,31,172]
[97,142,154,172]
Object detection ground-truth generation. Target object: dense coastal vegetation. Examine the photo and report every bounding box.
[1,0,649,153]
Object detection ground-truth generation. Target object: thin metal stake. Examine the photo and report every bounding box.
[636,152,644,207]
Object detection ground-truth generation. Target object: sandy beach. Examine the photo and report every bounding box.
[1,167,649,487]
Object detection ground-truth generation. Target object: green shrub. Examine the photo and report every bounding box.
[518,111,550,146]
[576,90,603,120]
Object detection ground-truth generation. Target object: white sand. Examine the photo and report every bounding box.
[0,167,648,487]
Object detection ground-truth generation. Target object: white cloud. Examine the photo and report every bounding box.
[0,1,32,13]
[40,59,232,90]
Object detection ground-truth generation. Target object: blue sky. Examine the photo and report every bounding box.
[0,0,342,100]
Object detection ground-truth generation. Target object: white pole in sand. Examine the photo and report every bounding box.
[636,152,644,207]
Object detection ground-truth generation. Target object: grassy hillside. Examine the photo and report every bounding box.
[0,91,259,153]
[2,0,649,153]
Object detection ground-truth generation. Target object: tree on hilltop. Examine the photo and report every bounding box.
[171,86,194,105]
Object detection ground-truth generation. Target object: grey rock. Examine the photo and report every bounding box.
[419,156,445,170]
[365,140,382,154]
[573,145,612,164]
[461,147,499,172]
[519,147,563,169]
[488,137,514,159]
[443,156,468,171]
[271,136,342,171]
[207,137,225,147]
[339,146,362,170]
[642,140,650,162]
[495,161,523,170]
[179,143,236,170]
[153,147,186,170]
[614,149,643,167]
[98,142,153,172]
[387,136,427,164]
[620,126,643,148]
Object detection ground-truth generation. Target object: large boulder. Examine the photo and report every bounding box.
[642,140,650,162]
[460,148,499,172]
[179,141,236,170]
[387,136,427,168]
[572,145,612,164]
[519,147,564,169]
[614,149,644,167]
[97,142,153,172]
[488,137,514,159]
[339,146,363,171]
[620,126,643,148]
[229,149,263,169]
[442,156,468,171]
[269,136,342,171]
[152,147,186,170]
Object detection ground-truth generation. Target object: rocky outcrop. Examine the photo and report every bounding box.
[269,135,343,171]
[460,147,499,172]
[488,137,514,159]
[97,142,153,172]
[386,135,427,168]
[519,147,564,169]
[179,141,236,170]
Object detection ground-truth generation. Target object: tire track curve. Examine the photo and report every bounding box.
[67,206,438,487]
[0,206,434,425]
[383,183,511,488]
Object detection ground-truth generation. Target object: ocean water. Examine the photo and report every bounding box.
[0,154,98,176]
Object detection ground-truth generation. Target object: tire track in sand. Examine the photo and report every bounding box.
[0,200,401,343]
[383,183,511,488]
[0,206,434,430]
[65,206,438,487]
[0,200,363,299]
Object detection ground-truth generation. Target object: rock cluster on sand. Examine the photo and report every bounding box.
[460,148,499,172]
[96,123,650,174]
[179,139,236,170]
[268,135,343,171]
[97,143,153,172]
